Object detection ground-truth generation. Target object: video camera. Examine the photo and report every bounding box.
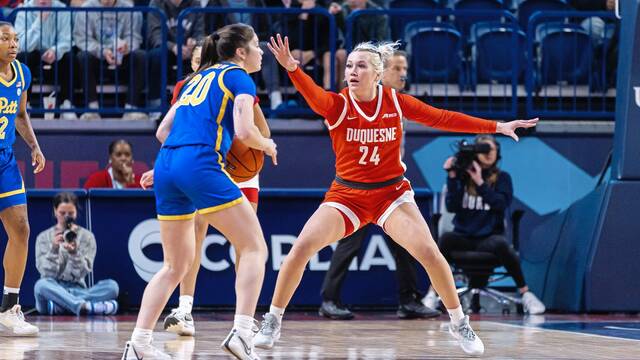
[450,140,492,174]
[62,216,77,243]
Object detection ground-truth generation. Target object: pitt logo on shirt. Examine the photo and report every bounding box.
[0,97,18,114]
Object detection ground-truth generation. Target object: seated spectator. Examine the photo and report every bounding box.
[15,0,75,119]
[84,139,142,189]
[73,0,147,120]
[285,0,345,90]
[206,0,284,109]
[147,0,204,114]
[34,192,119,315]
[328,0,388,89]
[0,0,23,19]
[423,135,546,315]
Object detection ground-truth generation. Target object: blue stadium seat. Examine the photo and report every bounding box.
[534,22,593,87]
[406,22,465,89]
[453,0,504,36]
[469,22,526,88]
[518,0,569,31]
[389,0,441,40]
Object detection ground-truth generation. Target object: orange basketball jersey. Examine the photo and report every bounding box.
[328,85,406,183]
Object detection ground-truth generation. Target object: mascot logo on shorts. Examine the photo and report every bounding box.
[128,219,163,282]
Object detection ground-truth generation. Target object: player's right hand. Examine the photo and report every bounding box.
[268,33,300,72]
[263,138,278,166]
[140,169,154,189]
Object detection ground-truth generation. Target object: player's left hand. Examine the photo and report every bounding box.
[31,147,45,174]
[496,118,538,141]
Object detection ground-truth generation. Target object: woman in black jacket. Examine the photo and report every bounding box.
[424,135,546,315]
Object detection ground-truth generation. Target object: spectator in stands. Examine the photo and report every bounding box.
[571,0,618,88]
[0,0,23,19]
[84,139,142,189]
[147,0,204,114]
[327,0,388,89]
[205,0,284,109]
[285,0,346,90]
[422,135,546,315]
[333,0,389,44]
[15,0,75,119]
[73,0,147,120]
[34,192,119,315]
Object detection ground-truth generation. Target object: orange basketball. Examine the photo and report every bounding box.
[225,138,264,182]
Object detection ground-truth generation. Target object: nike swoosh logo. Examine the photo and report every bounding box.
[395,184,403,190]
[238,334,252,356]
[347,116,357,120]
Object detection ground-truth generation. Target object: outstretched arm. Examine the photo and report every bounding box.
[268,34,344,119]
[399,93,538,140]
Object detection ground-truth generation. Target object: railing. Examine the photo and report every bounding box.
[526,11,618,119]
[8,6,618,120]
[9,6,168,119]
[346,8,522,119]
[175,7,337,117]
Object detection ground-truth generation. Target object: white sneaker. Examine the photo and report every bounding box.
[448,316,484,356]
[123,104,149,121]
[163,308,195,336]
[80,101,101,120]
[121,340,171,360]
[254,313,280,350]
[0,305,39,336]
[221,328,260,360]
[522,291,546,315]
[422,288,439,310]
[60,99,78,120]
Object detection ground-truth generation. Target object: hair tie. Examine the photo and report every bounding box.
[212,33,220,41]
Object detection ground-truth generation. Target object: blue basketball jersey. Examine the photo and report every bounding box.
[0,60,30,149]
[164,62,256,166]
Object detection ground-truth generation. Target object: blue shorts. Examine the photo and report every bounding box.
[0,148,26,212]
[154,145,243,220]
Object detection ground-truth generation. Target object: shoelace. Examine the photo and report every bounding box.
[260,315,277,335]
[459,324,476,341]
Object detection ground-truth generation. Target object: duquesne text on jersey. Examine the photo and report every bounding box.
[345,127,398,145]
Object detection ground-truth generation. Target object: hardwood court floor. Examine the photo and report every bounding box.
[1,313,638,359]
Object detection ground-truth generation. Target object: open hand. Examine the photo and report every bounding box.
[267,34,300,72]
[496,118,538,141]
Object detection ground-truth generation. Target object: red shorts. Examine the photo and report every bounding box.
[321,179,415,236]
[240,187,259,204]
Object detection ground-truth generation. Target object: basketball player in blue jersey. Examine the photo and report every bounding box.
[0,22,45,337]
[122,23,276,360]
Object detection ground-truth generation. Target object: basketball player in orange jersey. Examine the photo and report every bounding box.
[152,35,271,337]
[254,35,538,356]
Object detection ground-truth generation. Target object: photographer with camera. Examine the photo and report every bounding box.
[423,135,546,315]
[34,192,119,315]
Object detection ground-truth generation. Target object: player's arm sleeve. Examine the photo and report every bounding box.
[223,69,256,99]
[399,93,496,133]
[288,67,345,122]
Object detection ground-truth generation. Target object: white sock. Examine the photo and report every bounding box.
[234,314,255,338]
[447,306,465,324]
[131,327,153,347]
[269,304,285,319]
[3,287,19,294]
[178,295,193,313]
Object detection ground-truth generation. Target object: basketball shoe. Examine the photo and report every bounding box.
[221,328,260,360]
[121,340,171,360]
[0,305,38,336]
[164,308,195,336]
[448,315,484,356]
[254,313,280,349]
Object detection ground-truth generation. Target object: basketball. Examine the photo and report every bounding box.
[225,138,264,182]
